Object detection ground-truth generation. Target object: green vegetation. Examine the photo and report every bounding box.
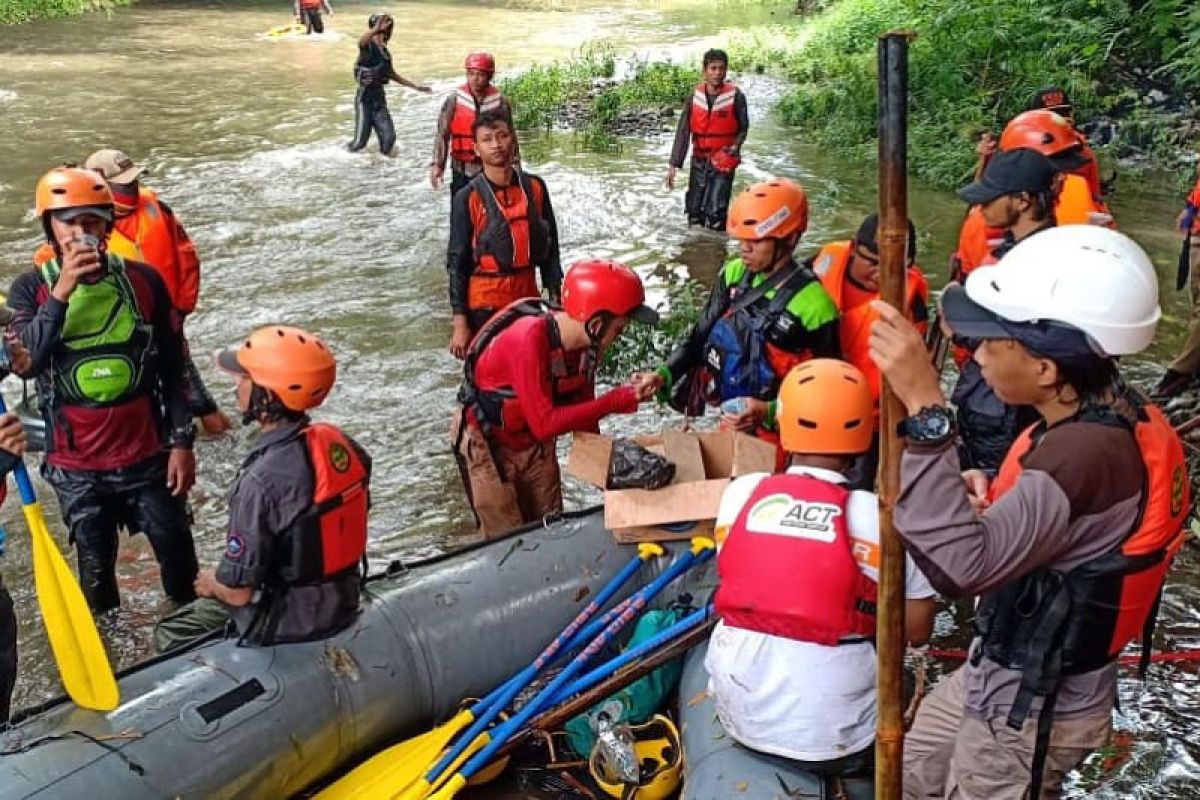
[727,0,1200,188]
[501,43,696,136]
[1,0,130,25]
[601,279,705,380]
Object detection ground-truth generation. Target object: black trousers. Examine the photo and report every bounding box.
[685,157,736,230]
[348,87,395,155]
[300,7,324,34]
[46,453,198,613]
[0,578,15,723]
[449,169,471,198]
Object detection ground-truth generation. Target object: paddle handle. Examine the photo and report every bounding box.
[452,544,715,786]
[0,394,35,505]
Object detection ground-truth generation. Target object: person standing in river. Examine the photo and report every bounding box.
[1153,165,1200,399]
[294,0,332,35]
[665,48,749,230]
[348,12,431,155]
[446,111,562,355]
[430,52,518,197]
[11,167,198,615]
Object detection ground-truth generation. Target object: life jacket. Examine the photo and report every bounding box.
[952,206,1004,284]
[715,472,877,645]
[1055,173,1113,227]
[467,171,550,312]
[1075,139,1103,200]
[977,397,1189,731]
[275,423,370,584]
[701,264,812,404]
[813,240,929,405]
[449,85,503,165]
[457,298,592,436]
[38,255,156,408]
[689,82,739,159]
[298,0,322,8]
[32,228,142,271]
[1187,177,1200,235]
[113,188,201,315]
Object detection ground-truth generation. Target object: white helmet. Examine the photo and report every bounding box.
[952,225,1160,356]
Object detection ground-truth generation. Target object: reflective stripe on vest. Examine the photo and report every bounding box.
[458,298,592,433]
[689,82,739,158]
[38,255,153,407]
[277,423,369,584]
[984,402,1189,673]
[468,171,547,311]
[450,85,502,165]
[814,240,929,404]
[716,472,877,645]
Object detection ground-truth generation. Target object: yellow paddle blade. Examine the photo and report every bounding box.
[315,708,476,800]
[409,731,492,800]
[425,774,468,800]
[26,502,118,711]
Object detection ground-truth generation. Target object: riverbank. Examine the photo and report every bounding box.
[0,0,131,25]
[725,0,1200,190]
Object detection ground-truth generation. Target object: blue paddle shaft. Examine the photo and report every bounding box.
[0,394,36,506]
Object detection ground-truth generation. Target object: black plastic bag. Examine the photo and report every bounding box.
[606,439,676,490]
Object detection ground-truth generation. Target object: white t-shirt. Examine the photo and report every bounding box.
[704,465,936,762]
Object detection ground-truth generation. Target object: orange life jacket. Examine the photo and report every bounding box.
[449,84,503,165]
[1055,173,1113,227]
[689,82,740,158]
[1186,176,1200,235]
[298,0,322,9]
[466,171,549,312]
[276,423,370,584]
[978,399,1188,722]
[952,206,1004,284]
[716,472,877,645]
[113,187,201,315]
[813,240,929,405]
[1075,139,1103,200]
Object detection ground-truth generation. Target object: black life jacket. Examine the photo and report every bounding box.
[470,170,551,276]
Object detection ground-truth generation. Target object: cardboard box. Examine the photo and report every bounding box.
[567,430,777,542]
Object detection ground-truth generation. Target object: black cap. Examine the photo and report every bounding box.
[854,213,917,261]
[1030,85,1072,114]
[941,283,1096,358]
[957,149,1057,206]
[1047,146,1090,173]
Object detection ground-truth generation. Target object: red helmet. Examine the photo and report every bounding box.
[999,109,1089,171]
[465,52,496,74]
[561,260,659,325]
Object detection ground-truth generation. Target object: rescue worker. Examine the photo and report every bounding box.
[1152,167,1200,399]
[431,52,517,197]
[665,49,749,230]
[951,148,1057,473]
[870,225,1185,799]
[294,0,332,34]
[1027,85,1104,200]
[10,167,198,614]
[81,148,231,435]
[637,179,840,446]
[447,111,562,354]
[706,359,936,775]
[811,214,928,487]
[953,110,1104,282]
[453,259,659,538]
[348,12,432,155]
[0,344,30,722]
[155,326,370,650]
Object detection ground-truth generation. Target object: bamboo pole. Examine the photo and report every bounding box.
[875,30,913,800]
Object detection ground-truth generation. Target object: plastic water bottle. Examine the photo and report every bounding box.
[719,397,747,431]
[593,709,638,787]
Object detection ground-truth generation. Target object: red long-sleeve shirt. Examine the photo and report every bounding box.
[470,315,638,450]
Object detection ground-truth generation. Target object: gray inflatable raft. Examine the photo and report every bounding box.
[0,510,699,800]
[679,641,874,800]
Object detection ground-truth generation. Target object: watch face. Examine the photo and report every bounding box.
[922,409,951,438]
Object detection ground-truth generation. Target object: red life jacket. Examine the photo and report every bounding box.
[715,472,877,645]
[458,298,592,436]
[689,82,740,159]
[467,171,550,312]
[277,423,370,584]
[978,399,1189,727]
[813,240,929,406]
[449,84,503,165]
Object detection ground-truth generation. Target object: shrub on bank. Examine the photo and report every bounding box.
[1,0,130,25]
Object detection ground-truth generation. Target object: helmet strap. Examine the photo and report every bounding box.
[245,384,289,426]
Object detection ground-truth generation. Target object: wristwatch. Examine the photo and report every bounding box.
[899,405,956,444]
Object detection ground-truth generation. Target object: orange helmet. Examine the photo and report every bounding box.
[726,178,809,241]
[34,167,113,219]
[999,110,1088,170]
[777,359,873,454]
[219,326,337,412]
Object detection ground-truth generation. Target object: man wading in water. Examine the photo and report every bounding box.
[348,12,431,155]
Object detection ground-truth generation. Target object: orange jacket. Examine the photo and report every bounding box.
[113,187,201,315]
[813,240,929,405]
[689,82,740,158]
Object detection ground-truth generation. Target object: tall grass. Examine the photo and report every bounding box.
[1,0,131,25]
